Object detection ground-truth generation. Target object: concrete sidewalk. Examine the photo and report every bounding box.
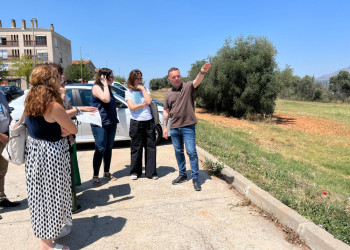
[1,141,301,250]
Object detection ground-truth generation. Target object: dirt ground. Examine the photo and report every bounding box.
[195,108,350,139]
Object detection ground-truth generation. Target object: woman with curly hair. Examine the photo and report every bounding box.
[24,64,78,250]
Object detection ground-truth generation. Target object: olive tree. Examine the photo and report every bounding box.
[195,36,278,117]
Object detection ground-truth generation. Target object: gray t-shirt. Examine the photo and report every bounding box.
[0,91,10,134]
[164,81,197,129]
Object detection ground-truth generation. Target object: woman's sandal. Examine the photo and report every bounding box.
[92,176,100,185]
[53,243,70,250]
[104,172,117,181]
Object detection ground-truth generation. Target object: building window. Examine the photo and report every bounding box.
[10,49,20,59]
[54,38,58,48]
[0,50,8,59]
[37,52,48,61]
[0,37,6,45]
[24,49,33,57]
[36,36,47,46]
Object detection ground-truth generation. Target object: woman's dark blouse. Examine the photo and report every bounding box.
[91,86,119,126]
[26,116,62,142]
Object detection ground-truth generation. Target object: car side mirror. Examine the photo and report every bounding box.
[9,107,14,113]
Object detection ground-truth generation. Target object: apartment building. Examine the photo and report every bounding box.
[0,19,72,89]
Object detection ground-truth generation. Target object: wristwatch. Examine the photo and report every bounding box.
[200,71,206,75]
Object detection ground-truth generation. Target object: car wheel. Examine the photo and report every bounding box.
[155,124,162,145]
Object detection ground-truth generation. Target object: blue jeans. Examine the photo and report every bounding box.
[91,123,117,176]
[170,124,199,179]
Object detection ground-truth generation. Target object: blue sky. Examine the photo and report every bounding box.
[2,0,350,84]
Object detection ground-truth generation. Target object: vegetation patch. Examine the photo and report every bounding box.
[202,159,224,176]
[196,117,350,245]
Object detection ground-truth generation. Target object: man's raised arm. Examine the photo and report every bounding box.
[193,63,211,88]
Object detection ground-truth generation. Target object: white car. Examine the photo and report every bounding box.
[9,84,168,144]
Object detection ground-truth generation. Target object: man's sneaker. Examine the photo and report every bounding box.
[0,198,20,208]
[192,179,201,191]
[172,175,187,185]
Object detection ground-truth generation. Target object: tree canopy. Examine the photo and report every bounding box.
[10,55,37,88]
[114,75,126,84]
[0,60,9,84]
[65,62,92,83]
[195,36,278,117]
[149,76,171,90]
[330,71,350,100]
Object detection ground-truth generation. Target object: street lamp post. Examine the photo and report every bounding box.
[31,18,37,67]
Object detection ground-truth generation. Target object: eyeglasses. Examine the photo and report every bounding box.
[108,76,114,80]
[136,78,143,81]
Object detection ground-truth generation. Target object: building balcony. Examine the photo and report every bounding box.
[0,55,21,60]
[0,41,19,46]
[24,41,47,46]
[8,55,20,59]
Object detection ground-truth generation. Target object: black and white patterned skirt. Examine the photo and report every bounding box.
[25,136,72,239]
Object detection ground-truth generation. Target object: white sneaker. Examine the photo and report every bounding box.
[130,174,138,180]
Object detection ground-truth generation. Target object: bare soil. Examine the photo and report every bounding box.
[195,108,350,138]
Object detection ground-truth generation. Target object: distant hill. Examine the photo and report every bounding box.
[316,66,350,85]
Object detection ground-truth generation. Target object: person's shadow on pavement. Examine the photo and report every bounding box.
[57,215,127,249]
[115,164,176,179]
[76,183,133,212]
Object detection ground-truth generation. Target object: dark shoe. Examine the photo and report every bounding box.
[172,175,187,185]
[192,179,201,191]
[0,198,21,208]
[92,176,101,186]
[104,172,117,181]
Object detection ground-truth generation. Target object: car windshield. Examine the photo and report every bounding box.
[111,86,125,99]
[111,88,125,101]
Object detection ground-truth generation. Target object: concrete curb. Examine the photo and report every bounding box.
[197,146,350,250]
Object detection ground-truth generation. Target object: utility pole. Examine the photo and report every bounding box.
[31,18,37,67]
[80,46,82,82]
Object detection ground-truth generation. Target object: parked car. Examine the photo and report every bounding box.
[9,84,169,144]
[113,82,127,90]
[0,85,24,102]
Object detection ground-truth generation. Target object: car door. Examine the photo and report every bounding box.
[66,88,84,141]
[75,88,95,142]
[74,87,131,143]
[114,97,130,140]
